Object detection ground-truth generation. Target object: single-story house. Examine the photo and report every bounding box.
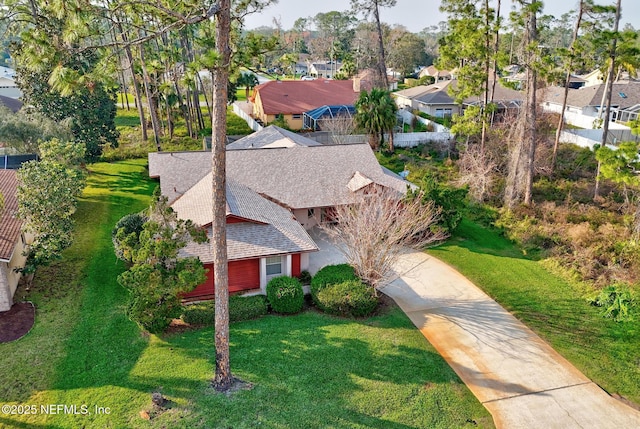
[0,170,29,312]
[308,61,342,79]
[148,127,410,299]
[418,65,453,82]
[542,81,640,128]
[393,79,523,118]
[251,79,360,130]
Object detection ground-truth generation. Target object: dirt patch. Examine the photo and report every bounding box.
[0,302,35,343]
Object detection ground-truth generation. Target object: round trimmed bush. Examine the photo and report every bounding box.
[310,264,357,296]
[266,276,304,314]
[314,280,378,317]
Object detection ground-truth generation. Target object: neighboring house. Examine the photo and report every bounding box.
[542,81,640,128]
[308,61,342,79]
[0,75,21,99]
[0,95,22,113]
[394,79,523,118]
[0,170,29,312]
[581,69,604,87]
[418,65,453,82]
[148,127,410,299]
[251,80,360,130]
[393,85,437,110]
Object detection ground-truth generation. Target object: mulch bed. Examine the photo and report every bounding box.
[0,302,35,343]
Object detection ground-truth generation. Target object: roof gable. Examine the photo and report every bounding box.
[175,178,317,262]
[226,125,321,150]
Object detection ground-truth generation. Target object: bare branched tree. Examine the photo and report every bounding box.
[320,187,446,290]
[456,143,498,203]
[319,116,356,144]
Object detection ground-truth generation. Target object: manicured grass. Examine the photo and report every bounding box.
[115,108,143,127]
[0,160,492,428]
[428,219,640,405]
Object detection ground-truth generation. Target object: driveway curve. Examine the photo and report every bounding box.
[380,250,640,429]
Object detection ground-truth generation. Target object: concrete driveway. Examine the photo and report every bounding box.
[380,250,640,429]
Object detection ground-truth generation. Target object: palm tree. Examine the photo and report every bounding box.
[236,72,259,100]
[354,88,398,152]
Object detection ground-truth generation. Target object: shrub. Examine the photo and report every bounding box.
[112,212,147,262]
[310,264,358,297]
[266,276,304,314]
[128,294,182,334]
[182,295,268,325]
[298,270,312,285]
[314,280,379,317]
[229,295,268,321]
[587,284,636,322]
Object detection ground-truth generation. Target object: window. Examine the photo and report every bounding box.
[292,114,302,119]
[266,256,282,276]
[435,108,452,118]
[307,208,315,218]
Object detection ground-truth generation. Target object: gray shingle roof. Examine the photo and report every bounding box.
[148,142,411,208]
[226,125,321,150]
[543,81,640,110]
[175,177,317,262]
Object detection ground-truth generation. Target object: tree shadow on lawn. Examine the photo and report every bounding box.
[149,311,490,428]
[84,169,156,198]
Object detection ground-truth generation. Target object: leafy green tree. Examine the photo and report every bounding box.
[595,141,640,204]
[0,106,72,154]
[17,139,86,279]
[117,191,207,333]
[354,88,398,152]
[386,30,427,77]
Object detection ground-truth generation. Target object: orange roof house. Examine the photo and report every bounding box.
[251,80,360,130]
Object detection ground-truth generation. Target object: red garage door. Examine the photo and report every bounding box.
[182,259,260,300]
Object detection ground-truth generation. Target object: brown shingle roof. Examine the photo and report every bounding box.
[175,178,317,262]
[254,80,359,115]
[0,170,22,261]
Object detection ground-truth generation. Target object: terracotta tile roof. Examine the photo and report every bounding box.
[175,177,318,262]
[0,170,22,261]
[226,126,321,150]
[254,80,359,115]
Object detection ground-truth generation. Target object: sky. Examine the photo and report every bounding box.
[243,0,639,33]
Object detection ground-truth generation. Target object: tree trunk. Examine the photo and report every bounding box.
[212,0,233,392]
[138,41,163,151]
[373,1,389,90]
[522,7,538,206]
[552,1,584,172]
[596,0,621,200]
[115,19,148,141]
[505,1,538,208]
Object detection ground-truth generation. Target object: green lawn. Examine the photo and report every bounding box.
[0,160,492,428]
[428,219,640,405]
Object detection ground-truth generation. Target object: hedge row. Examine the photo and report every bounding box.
[182,295,268,325]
